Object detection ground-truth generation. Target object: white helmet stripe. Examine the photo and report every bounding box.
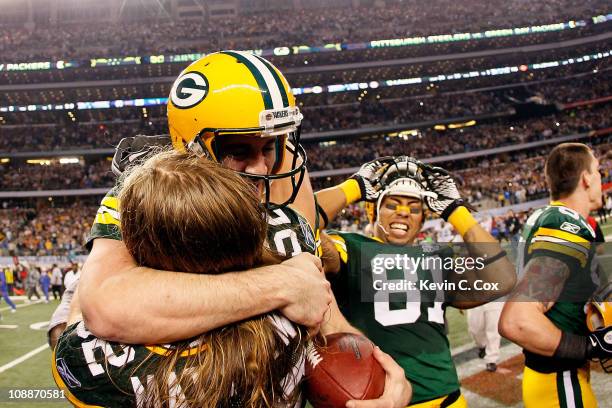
[235,51,284,110]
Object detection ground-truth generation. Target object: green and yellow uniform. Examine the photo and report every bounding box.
[54,317,303,408]
[517,201,598,408]
[89,188,320,256]
[53,188,319,407]
[328,231,466,407]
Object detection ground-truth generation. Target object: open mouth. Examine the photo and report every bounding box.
[389,222,409,236]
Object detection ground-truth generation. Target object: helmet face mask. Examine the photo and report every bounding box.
[365,156,434,227]
[191,129,307,210]
[167,51,306,209]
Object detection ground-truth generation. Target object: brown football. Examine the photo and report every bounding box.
[305,333,385,408]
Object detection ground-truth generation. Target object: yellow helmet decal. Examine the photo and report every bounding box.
[167,51,298,151]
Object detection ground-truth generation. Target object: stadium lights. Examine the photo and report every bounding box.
[387,131,418,138]
[1,49,609,114]
[448,120,477,129]
[398,130,419,138]
[59,158,80,164]
[26,159,51,165]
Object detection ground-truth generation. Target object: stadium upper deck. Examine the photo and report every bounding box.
[0,0,608,134]
[0,0,609,61]
[0,0,610,206]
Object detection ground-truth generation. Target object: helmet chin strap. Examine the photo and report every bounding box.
[375,220,391,238]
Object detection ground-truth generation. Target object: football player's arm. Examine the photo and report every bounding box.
[422,167,516,308]
[316,157,392,228]
[315,186,355,228]
[320,293,361,336]
[320,232,342,274]
[48,277,79,349]
[446,214,517,309]
[79,238,331,344]
[498,256,569,356]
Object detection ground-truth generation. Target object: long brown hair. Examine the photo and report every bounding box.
[118,149,306,407]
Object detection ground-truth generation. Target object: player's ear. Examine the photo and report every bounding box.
[581,169,591,190]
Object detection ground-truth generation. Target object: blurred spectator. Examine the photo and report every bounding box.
[4,264,14,295]
[40,269,50,303]
[63,263,79,290]
[467,303,505,372]
[26,266,41,301]
[0,266,17,312]
[50,264,63,300]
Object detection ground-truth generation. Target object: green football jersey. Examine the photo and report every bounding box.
[88,188,320,257]
[327,231,459,404]
[516,201,598,373]
[53,318,304,407]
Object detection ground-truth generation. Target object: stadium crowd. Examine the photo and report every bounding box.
[0,205,95,256]
[306,104,612,171]
[3,41,609,105]
[0,0,607,61]
[1,103,610,193]
[1,72,610,153]
[0,121,162,153]
[0,159,113,191]
[1,142,609,257]
[1,28,607,88]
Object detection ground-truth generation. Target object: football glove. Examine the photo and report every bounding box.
[111,134,172,177]
[421,165,467,220]
[387,156,425,179]
[587,325,612,366]
[348,156,397,202]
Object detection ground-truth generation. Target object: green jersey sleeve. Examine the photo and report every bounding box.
[326,229,349,265]
[525,204,595,269]
[86,188,122,249]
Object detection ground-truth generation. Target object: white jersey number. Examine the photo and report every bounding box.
[371,255,444,326]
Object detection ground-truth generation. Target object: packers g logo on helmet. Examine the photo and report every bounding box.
[166,51,306,209]
[170,72,209,109]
